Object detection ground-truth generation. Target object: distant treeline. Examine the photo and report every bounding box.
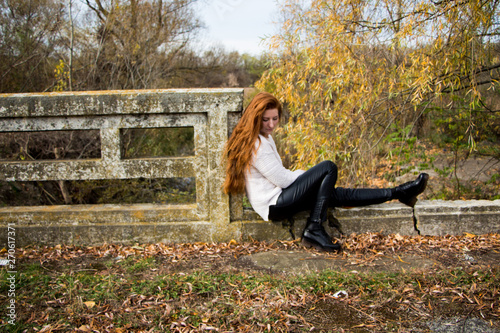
[0,0,268,93]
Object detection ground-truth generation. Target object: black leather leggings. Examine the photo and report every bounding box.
[268,161,393,221]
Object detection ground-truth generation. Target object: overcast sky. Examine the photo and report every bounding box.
[195,0,281,55]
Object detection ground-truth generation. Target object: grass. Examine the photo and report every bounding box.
[1,236,500,332]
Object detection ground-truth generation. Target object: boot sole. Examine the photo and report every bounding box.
[301,237,341,252]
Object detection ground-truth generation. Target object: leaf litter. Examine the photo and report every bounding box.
[2,233,500,332]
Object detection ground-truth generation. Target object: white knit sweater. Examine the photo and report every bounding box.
[245,135,305,221]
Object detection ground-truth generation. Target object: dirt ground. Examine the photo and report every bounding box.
[14,234,500,332]
[389,153,500,201]
[243,244,500,333]
[396,155,499,183]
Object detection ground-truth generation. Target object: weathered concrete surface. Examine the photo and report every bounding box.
[2,200,499,247]
[0,89,244,245]
[427,317,500,333]
[416,200,500,235]
[0,89,244,117]
[242,250,438,274]
[12,222,215,246]
[1,89,499,247]
[238,199,500,243]
[334,202,417,235]
[0,204,212,246]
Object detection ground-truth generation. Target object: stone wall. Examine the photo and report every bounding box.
[0,89,246,246]
[0,89,499,247]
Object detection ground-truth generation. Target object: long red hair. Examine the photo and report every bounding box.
[223,92,282,194]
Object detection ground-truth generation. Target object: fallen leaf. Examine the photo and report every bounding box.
[84,301,96,309]
[77,325,91,332]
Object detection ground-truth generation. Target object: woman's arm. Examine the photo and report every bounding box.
[252,140,304,189]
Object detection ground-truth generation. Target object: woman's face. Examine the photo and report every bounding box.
[260,108,279,138]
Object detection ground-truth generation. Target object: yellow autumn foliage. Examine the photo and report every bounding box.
[257,0,499,185]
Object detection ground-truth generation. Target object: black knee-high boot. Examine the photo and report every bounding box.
[302,199,341,252]
[333,173,429,208]
[333,187,393,207]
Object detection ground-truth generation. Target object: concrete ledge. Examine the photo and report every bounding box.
[1,200,499,247]
[334,203,417,235]
[12,223,214,246]
[235,200,500,240]
[416,200,500,236]
[0,203,200,225]
[0,203,211,247]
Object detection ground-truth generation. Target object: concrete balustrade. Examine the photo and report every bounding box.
[0,89,498,247]
[0,89,245,246]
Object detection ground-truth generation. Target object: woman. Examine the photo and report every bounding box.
[223,92,428,252]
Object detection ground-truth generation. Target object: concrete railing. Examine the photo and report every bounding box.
[0,89,499,247]
[0,89,252,246]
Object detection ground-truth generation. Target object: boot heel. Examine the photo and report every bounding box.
[301,238,312,247]
[401,196,418,208]
[395,173,428,208]
[301,237,320,251]
[301,234,341,252]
